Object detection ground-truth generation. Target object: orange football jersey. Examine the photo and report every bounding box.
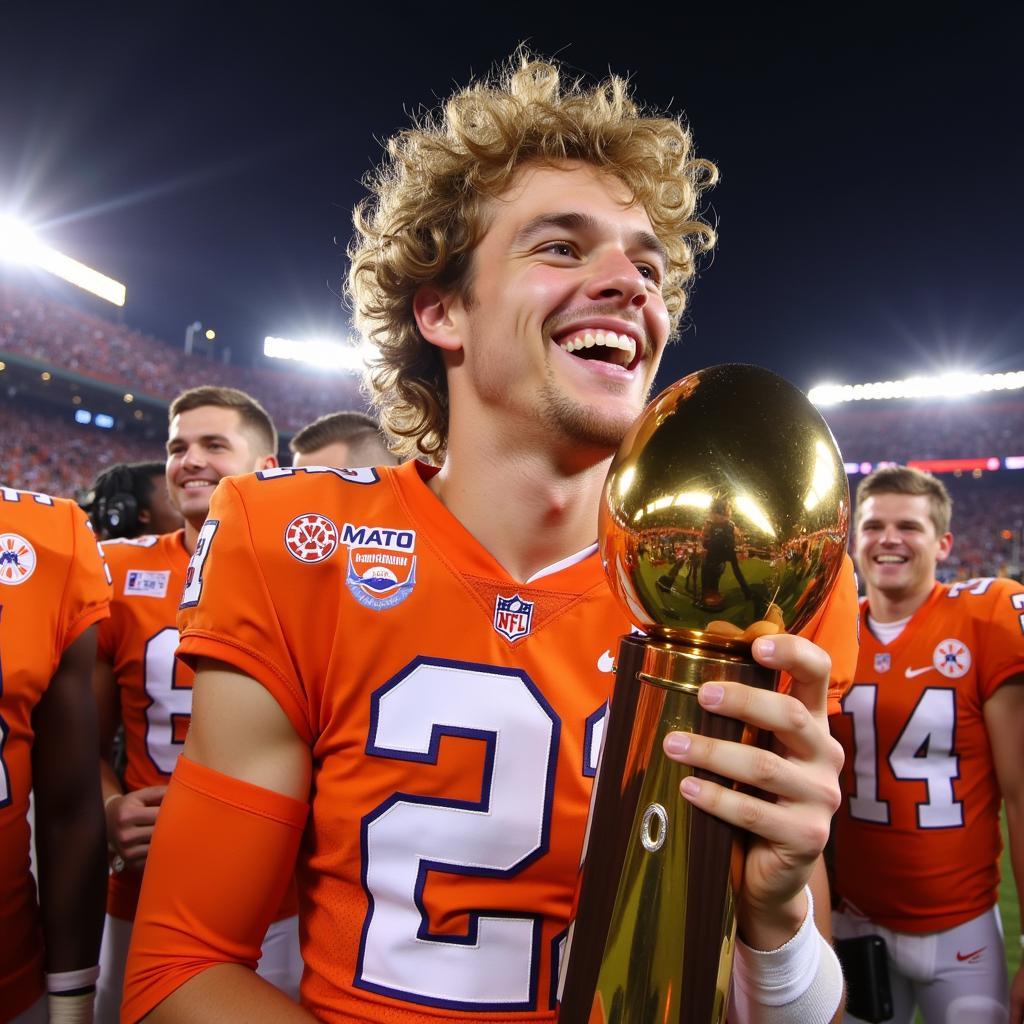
[154,461,856,1023]
[832,578,1024,933]
[98,530,191,921]
[0,488,110,1019]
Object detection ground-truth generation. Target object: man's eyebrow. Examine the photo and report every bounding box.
[512,211,668,269]
[166,433,231,452]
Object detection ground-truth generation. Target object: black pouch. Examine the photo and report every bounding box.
[835,934,893,1022]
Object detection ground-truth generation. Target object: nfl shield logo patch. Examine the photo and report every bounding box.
[874,653,891,673]
[493,593,534,642]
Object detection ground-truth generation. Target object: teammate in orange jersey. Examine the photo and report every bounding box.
[0,487,110,1024]
[92,387,302,1022]
[124,57,857,1023]
[831,465,1024,1023]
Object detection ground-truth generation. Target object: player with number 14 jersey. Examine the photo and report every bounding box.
[832,575,1024,932]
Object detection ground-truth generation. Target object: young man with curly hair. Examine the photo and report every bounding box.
[123,56,857,1023]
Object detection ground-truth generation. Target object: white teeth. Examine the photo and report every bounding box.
[559,329,638,363]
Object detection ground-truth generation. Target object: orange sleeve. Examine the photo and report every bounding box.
[176,479,312,743]
[121,756,307,1024]
[786,554,859,715]
[62,504,111,650]
[980,579,1024,698]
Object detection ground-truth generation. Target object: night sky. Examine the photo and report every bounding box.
[2,4,1021,394]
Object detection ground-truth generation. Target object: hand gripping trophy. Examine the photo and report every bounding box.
[558,364,849,1023]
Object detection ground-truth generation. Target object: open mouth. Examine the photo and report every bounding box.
[874,554,908,564]
[552,327,642,371]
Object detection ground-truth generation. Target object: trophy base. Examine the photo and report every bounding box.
[558,635,777,1024]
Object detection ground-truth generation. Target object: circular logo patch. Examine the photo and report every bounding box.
[284,513,339,564]
[933,638,972,679]
[0,533,37,585]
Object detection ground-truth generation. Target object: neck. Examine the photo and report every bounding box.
[431,438,612,583]
[866,580,935,624]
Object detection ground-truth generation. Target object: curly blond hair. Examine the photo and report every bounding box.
[348,54,718,461]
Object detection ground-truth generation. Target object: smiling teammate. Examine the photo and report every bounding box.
[124,57,858,1023]
[831,466,1024,1023]
[92,387,301,1020]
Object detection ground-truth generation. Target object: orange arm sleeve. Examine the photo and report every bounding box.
[121,757,308,1024]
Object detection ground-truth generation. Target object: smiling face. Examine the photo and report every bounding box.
[855,492,953,610]
[166,405,275,529]
[422,162,671,458]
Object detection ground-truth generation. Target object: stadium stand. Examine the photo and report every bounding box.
[0,280,363,433]
[825,398,1024,463]
[1,394,164,499]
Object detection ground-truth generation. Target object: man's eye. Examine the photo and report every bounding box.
[541,242,576,258]
[637,263,661,282]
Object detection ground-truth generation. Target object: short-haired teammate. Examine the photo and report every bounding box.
[830,466,1024,1023]
[289,410,399,469]
[92,387,302,1021]
[125,57,859,1023]
[1,487,110,1023]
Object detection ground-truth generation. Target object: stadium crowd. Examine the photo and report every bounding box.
[0,398,163,499]
[0,283,362,433]
[827,399,1024,463]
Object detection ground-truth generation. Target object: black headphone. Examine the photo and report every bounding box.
[87,465,142,539]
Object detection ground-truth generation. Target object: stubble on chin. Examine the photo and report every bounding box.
[537,376,648,452]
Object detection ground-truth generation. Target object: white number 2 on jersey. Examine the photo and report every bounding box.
[143,627,192,775]
[842,684,962,828]
[356,657,558,1012]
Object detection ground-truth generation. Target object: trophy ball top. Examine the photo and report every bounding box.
[600,363,849,649]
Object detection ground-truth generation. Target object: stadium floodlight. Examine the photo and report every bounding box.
[809,370,1024,406]
[263,335,379,372]
[0,215,126,307]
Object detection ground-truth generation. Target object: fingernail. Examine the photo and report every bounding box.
[754,637,776,658]
[681,777,701,797]
[700,683,724,706]
[665,733,691,756]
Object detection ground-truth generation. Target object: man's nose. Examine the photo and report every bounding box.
[584,249,648,309]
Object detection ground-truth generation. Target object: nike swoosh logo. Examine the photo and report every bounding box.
[904,666,934,678]
[956,946,986,962]
[598,650,615,673]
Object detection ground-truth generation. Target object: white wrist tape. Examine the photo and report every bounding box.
[730,887,843,1022]
[47,991,95,1024]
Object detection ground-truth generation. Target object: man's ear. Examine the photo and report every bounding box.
[936,531,954,563]
[256,453,278,471]
[413,285,464,353]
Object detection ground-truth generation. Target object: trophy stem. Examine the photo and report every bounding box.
[558,636,777,1023]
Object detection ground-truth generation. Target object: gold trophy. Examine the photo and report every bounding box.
[558,363,849,1023]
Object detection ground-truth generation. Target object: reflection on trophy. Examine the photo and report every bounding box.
[558,363,849,1023]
